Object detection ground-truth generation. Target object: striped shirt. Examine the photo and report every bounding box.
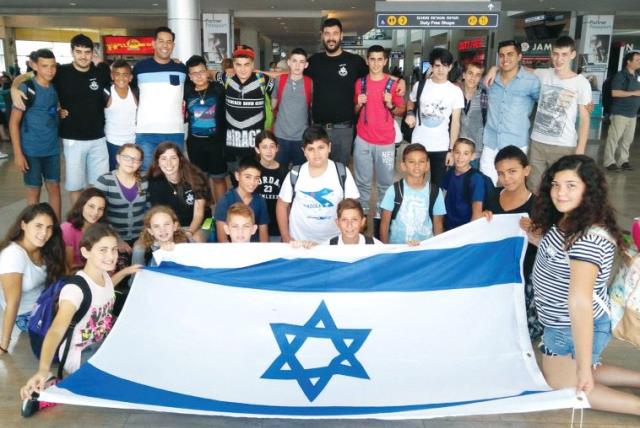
[95,172,148,241]
[532,225,615,328]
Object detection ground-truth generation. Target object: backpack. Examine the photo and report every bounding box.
[359,75,395,125]
[400,78,427,142]
[289,161,347,204]
[390,179,439,222]
[609,253,640,348]
[462,168,495,208]
[27,275,92,380]
[329,235,374,245]
[225,71,273,130]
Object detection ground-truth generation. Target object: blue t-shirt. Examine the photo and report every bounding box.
[214,189,270,242]
[380,180,446,244]
[441,168,485,230]
[17,81,59,156]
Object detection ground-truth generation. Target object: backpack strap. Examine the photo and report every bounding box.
[329,236,339,245]
[274,73,289,115]
[415,78,427,127]
[480,88,488,127]
[360,76,368,124]
[334,161,347,199]
[303,76,313,108]
[289,164,301,204]
[364,236,375,245]
[391,180,404,221]
[462,168,479,204]
[23,79,36,110]
[428,182,439,220]
[57,275,92,379]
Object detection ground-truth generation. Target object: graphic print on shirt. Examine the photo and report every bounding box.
[300,188,337,220]
[258,175,283,201]
[187,95,219,137]
[78,300,114,348]
[338,64,348,77]
[420,99,448,128]
[532,84,577,137]
[397,192,429,240]
[225,76,274,149]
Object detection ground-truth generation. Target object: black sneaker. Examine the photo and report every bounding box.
[621,162,633,171]
[606,164,619,171]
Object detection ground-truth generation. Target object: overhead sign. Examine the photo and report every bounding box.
[103,36,154,55]
[376,13,499,29]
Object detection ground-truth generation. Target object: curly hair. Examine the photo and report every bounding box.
[0,203,65,285]
[146,142,212,205]
[65,188,107,230]
[139,205,188,249]
[531,155,626,250]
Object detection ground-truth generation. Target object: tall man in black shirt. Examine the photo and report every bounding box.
[305,18,405,165]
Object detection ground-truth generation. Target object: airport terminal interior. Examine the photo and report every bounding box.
[1,0,640,426]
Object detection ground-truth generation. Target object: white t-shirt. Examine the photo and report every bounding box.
[410,79,464,152]
[279,161,360,242]
[58,270,115,373]
[0,242,46,314]
[530,69,592,147]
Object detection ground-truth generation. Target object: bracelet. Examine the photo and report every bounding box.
[0,344,8,353]
[406,110,415,116]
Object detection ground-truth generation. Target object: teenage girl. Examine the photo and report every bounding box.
[19,223,139,398]
[147,142,211,242]
[0,203,64,354]
[132,205,189,267]
[60,188,107,272]
[527,155,640,415]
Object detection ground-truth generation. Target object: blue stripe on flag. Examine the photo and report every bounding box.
[147,237,524,292]
[59,364,545,416]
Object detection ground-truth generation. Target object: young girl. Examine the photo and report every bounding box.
[95,143,148,250]
[132,205,189,267]
[254,131,288,241]
[528,155,640,415]
[328,198,380,245]
[147,142,211,243]
[0,204,64,354]
[19,223,138,398]
[483,145,541,340]
[60,188,107,272]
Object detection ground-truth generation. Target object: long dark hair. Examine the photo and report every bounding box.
[531,155,626,250]
[147,142,211,204]
[66,188,107,230]
[0,203,65,284]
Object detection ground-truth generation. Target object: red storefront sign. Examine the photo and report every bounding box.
[457,38,486,52]
[104,36,154,55]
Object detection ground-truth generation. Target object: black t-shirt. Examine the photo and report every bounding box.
[184,82,226,143]
[487,189,538,280]
[256,163,289,236]
[148,176,207,227]
[305,51,367,124]
[54,62,110,140]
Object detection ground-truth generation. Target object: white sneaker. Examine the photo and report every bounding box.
[0,151,8,159]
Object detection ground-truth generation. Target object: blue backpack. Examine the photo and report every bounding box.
[27,275,92,379]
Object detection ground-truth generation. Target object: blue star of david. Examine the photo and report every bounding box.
[261,300,371,402]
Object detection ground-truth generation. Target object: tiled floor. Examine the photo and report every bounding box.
[0,125,639,426]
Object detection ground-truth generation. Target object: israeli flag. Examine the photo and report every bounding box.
[41,215,583,419]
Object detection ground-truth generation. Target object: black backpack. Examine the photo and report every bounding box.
[461,168,495,208]
[329,235,374,245]
[390,179,439,222]
[289,162,347,204]
[400,78,427,142]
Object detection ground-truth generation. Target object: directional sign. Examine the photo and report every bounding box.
[376,13,499,29]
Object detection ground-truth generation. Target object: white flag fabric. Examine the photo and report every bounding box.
[40,214,584,419]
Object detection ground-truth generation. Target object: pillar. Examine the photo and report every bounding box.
[167,0,201,62]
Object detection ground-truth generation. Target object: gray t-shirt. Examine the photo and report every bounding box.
[610,69,640,118]
[273,75,309,141]
[460,88,485,155]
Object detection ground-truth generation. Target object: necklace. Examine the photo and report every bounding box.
[197,89,206,105]
[167,179,180,196]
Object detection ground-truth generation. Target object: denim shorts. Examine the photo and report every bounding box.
[23,154,60,187]
[62,138,109,191]
[539,314,612,366]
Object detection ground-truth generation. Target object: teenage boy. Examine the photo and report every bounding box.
[353,45,405,230]
[527,36,592,190]
[379,143,446,245]
[441,138,486,231]
[255,131,288,240]
[12,34,111,204]
[272,48,312,167]
[214,156,269,243]
[277,125,359,243]
[104,59,137,171]
[305,18,405,165]
[223,203,258,244]
[458,62,488,168]
[481,40,540,184]
[404,48,464,189]
[184,55,227,202]
[134,26,187,170]
[220,45,274,177]
[604,51,640,171]
[9,49,62,219]
[328,198,381,245]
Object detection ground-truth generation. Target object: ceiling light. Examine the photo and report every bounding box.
[69,2,77,5]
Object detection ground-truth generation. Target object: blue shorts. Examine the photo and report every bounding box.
[23,154,60,187]
[539,315,612,366]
